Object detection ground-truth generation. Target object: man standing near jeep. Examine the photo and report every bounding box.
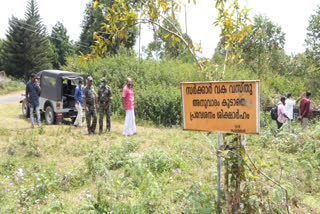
[25,74,41,128]
[83,76,98,135]
[98,77,112,134]
[74,79,84,128]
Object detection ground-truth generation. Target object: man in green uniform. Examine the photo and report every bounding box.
[83,76,98,135]
[98,77,112,134]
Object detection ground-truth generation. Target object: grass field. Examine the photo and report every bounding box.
[0,102,319,213]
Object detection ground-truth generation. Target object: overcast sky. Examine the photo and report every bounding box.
[1,0,320,58]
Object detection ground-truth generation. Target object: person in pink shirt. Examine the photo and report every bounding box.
[122,78,136,136]
[277,96,288,131]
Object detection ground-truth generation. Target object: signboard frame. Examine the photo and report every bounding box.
[181,80,260,135]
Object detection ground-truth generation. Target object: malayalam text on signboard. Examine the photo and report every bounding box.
[181,81,260,134]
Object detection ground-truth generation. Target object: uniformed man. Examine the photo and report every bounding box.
[98,77,112,134]
[83,76,98,135]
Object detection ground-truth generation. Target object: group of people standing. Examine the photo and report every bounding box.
[73,76,136,136]
[25,73,136,136]
[276,91,311,133]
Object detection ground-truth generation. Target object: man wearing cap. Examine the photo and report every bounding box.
[83,76,98,135]
[25,74,41,128]
[98,77,112,134]
[73,79,84,128]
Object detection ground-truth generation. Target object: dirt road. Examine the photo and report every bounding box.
[0,91,24,104]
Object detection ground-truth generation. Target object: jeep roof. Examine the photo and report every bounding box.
[37,70,87,101]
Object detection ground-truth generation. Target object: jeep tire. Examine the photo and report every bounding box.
[45,105,56,125]
[22,99,30,118]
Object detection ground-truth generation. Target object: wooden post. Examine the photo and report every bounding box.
[217,132,222,213]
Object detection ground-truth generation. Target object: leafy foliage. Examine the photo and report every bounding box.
[78,0,138,55]
[306,5,320,67]
[213,14,286,75]
[240,15,285,74]
[214,0,252,65]
[304,5,320,95]
[145,17,193,62]
[85,0,218,70]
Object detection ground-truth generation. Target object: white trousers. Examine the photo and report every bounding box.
[74,103,83,127]
[123,109,136,136]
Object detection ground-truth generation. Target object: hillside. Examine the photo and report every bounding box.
[0,102,319,213]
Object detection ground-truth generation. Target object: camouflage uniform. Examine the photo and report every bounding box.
[98,84,112,133]
[84,85,97,134]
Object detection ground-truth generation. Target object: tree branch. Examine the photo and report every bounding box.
[244,148,290,214]
[151,21,203,70]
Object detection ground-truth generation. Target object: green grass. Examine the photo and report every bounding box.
[0,78,25,95]
[0,103,319,213]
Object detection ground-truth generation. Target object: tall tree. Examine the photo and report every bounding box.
[305,5,320,68]
[241,15,285,72]
[50,21,74,69]
[213,15,286,75]
[24,0,52,77]
[305,5,320,94]
[78,0,138,55]
[1,17,30,78]
[1,0,51,80]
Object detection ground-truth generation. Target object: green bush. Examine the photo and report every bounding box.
[135,85,181,126]
[63,51,202,126]
[84,140,139,178]
[142,149,181,174]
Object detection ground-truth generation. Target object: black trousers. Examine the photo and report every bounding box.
[276,120,283,129]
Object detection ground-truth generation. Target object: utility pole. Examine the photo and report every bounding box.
[139,23,141,61]
[184,3,188,34]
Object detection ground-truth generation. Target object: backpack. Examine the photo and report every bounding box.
[271,105,278,120]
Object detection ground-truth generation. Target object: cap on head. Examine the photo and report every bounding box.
[306,91,311,97]
[100,77,107,82]
[87,76,93,81]
[281,96,286,102]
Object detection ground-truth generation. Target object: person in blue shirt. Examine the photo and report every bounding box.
[25,74,41,128]
[73,79,84,128]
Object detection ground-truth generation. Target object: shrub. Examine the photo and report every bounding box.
[142,149,181,174]
[63,53,202,126]
[84,140,139,178]
[135,85,181,126]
